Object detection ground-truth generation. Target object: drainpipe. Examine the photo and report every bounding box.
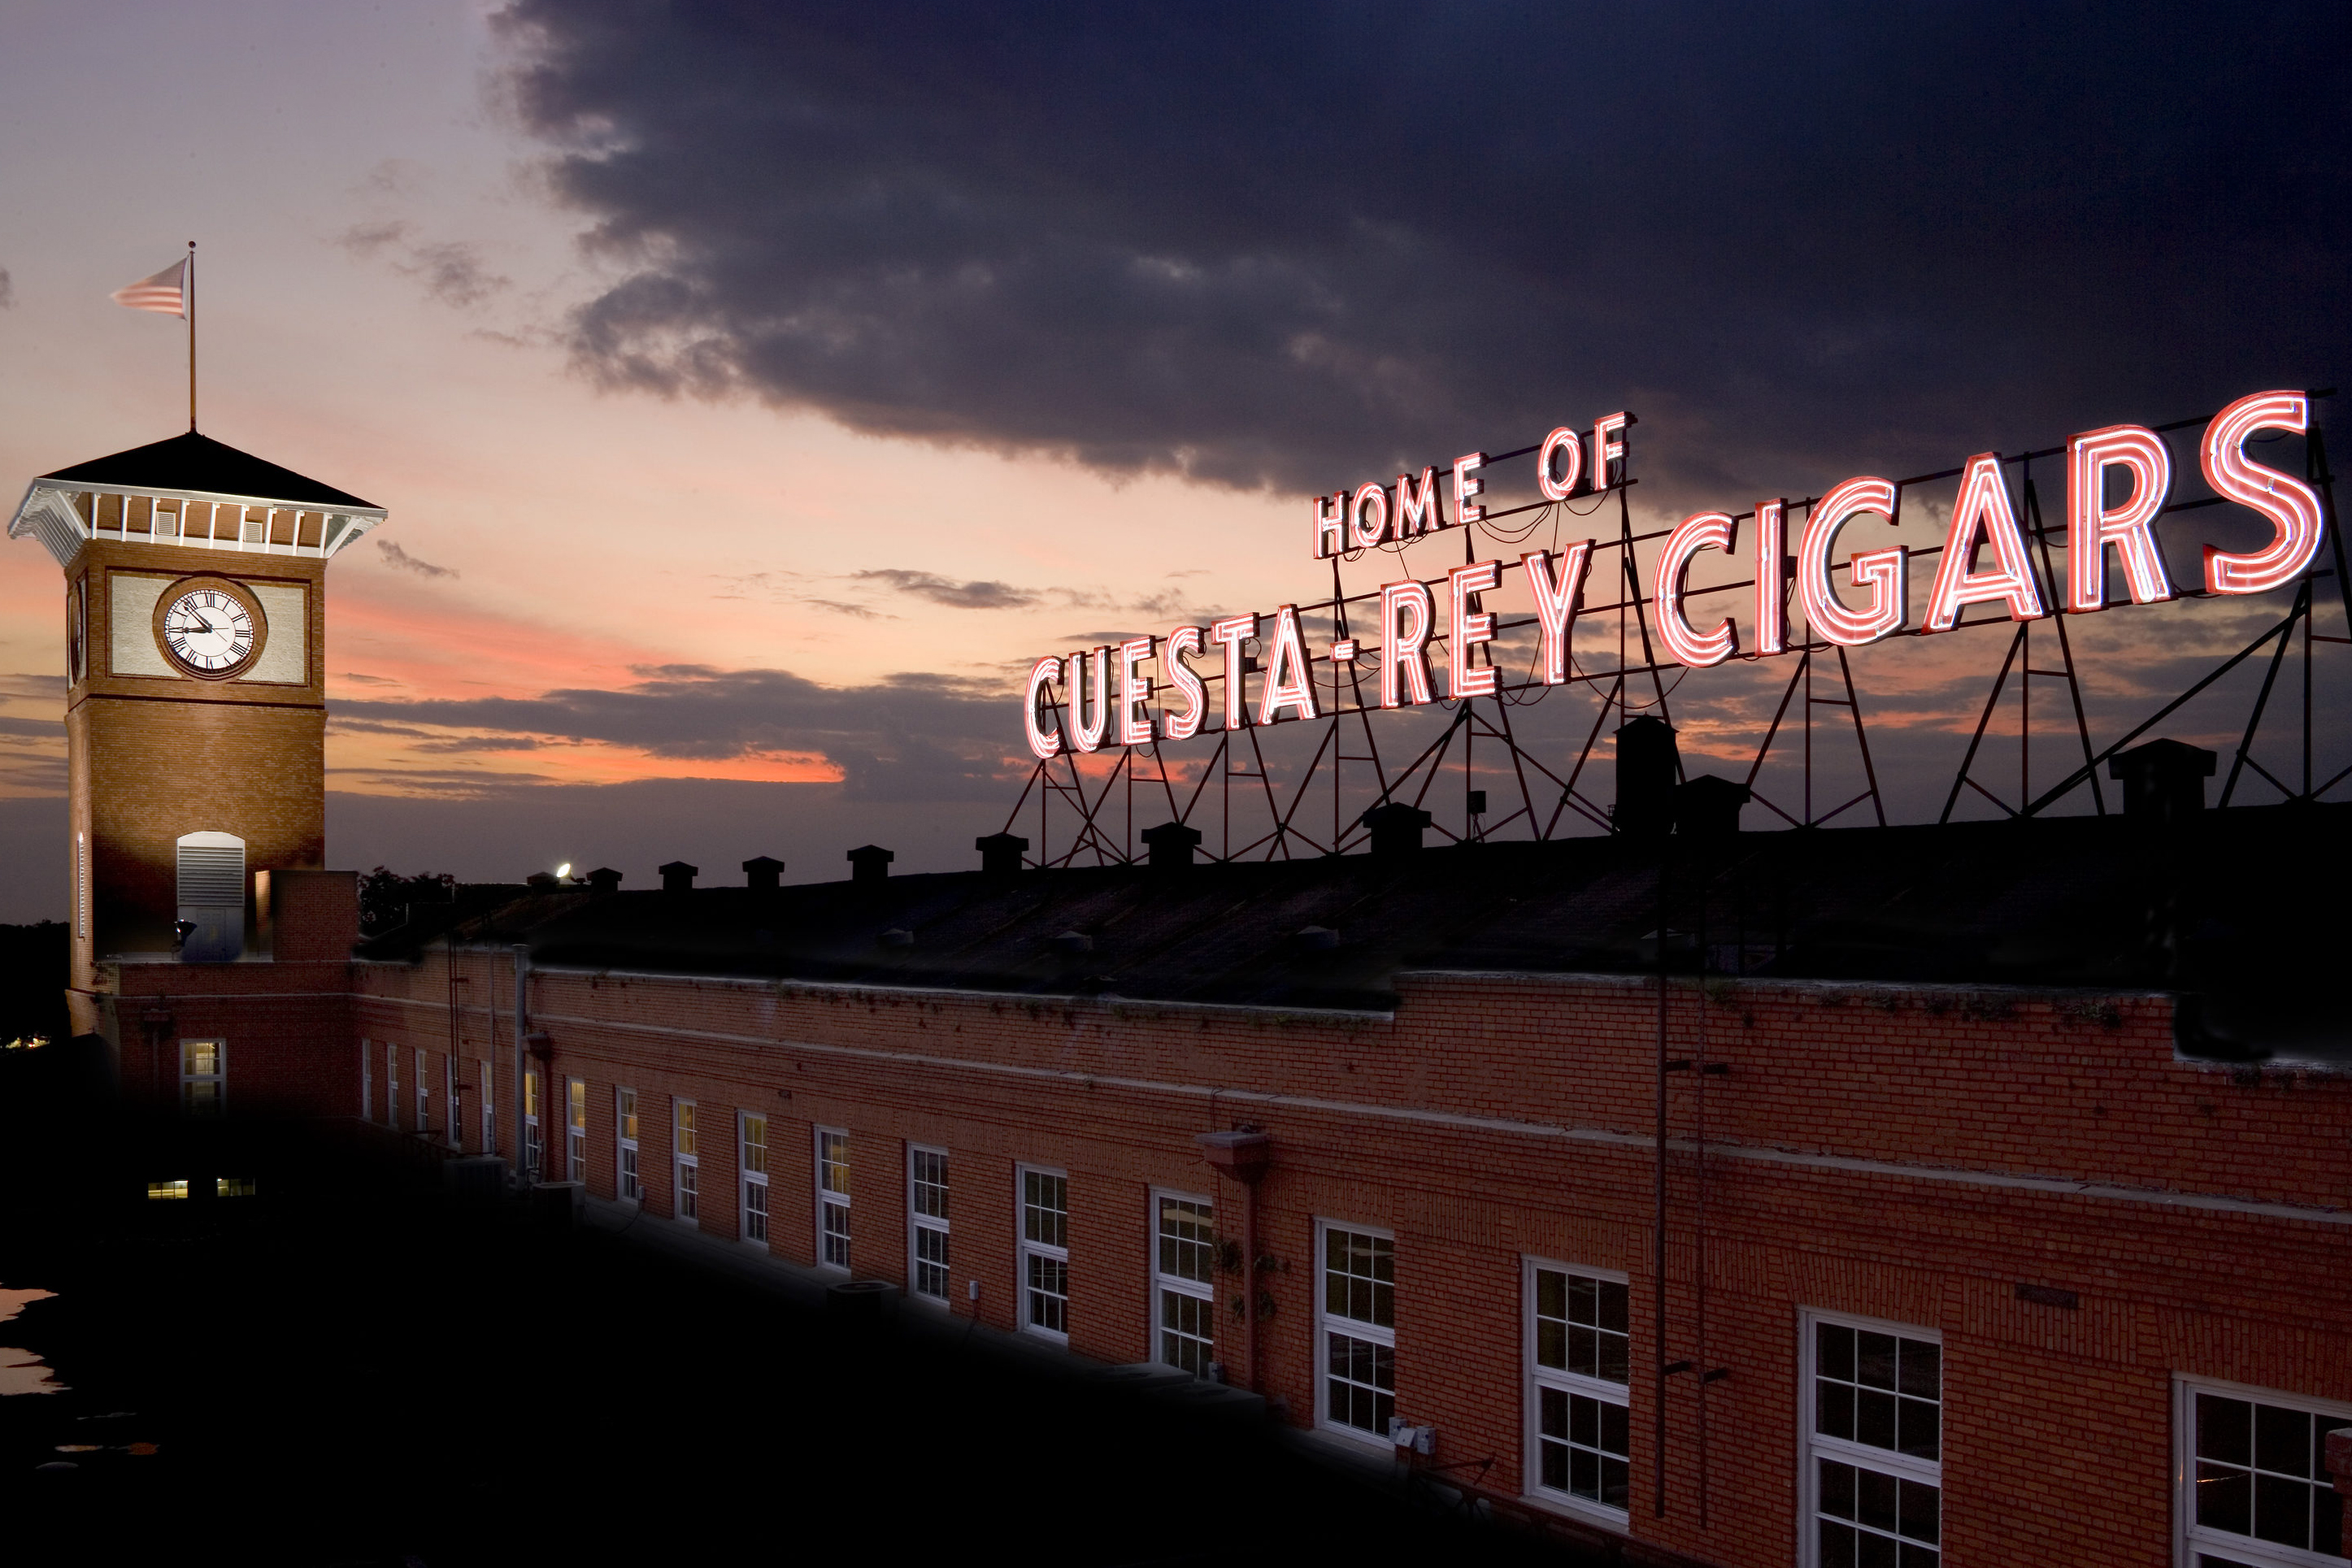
[511,944,530,1191]
[1197,1129,1272,1392]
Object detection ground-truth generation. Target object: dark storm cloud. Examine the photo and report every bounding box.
[333,664,1021,797]
[852,569,1040,610]
[496,1,2351,508]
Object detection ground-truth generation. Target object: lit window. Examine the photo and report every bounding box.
[816,1129,851,1270]
[1527,1261,1630,1518]
[2179,1376,2350,1568]
[180,1038,225,1116]
[147,1179,189,1201]
[216,1177,255,1198]
[1803,1313,1941,1568]
[1319,1224,1395,1441]
[674,1100,699,1223]
[1019,1166,1069,1340]
[616,1088,641,1201]
[565,1077,587,1181]
[909,1147,950,1301]
[478,1058,495,1156]
[522,1071,541,1180]
[741,1113,769,1244]
[1154,1192,1216,1376]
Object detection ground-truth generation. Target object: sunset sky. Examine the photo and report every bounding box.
[0,2,2345,919]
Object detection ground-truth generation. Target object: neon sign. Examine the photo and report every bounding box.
[1016,390,2324,758]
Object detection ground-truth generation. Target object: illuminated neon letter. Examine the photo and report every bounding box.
[2201,391,2326,596]
[1394,467,1444,536]
[1798,477,1906,647]
[1447,559,1502,697]
[1117,636,1156,746]
[1753,499,1787,656]
[1522,545,1593,684]
[1023,656,1063,760]
[1256,605,1319,724]
[1657,512,1740,668]
[1067,647,1110,753]
[1378,580,1435,707]
[1593,411,1634,489]
[1210,613,1257,731]
[1312,492,1346,559]
[2065,425,2173,611]
[1452,453,1487,527]
[1160,626,1206,741]
[1350,482,1390,549]
[1923,454,2045,632]
[1537,426,1585,501]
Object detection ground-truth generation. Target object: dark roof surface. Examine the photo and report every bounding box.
[358,803,2352,1063]
[41,432,377,509]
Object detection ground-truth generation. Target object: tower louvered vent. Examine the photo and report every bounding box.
[176,833,246,907]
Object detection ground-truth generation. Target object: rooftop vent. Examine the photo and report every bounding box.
[525,871,558,891]
[585,867,624,894]
[976,832,1028,877]
[1614,716,1680,839]
[2108,738,2216,824]
[1050,930,1094,956]
[1140,820,1203,871]
[1294,925,1340,952]
[879,927,914,949]
[846,845,895,884]
[1361,801,1432,856]
[743,855,785,893]
[658,860,698,894]
[1673,775,1750,839]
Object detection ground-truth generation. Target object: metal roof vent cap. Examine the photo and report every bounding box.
[976,832,1028,877]
[658,860,698,894]
[1360,801,1432,856]
[2108,738,2216,824]
[742,855,785,893]
[1050,930,1094,956]
[879,927,914,949]
[585,867,624,894]
[1294,925,1340,952]
[1139,820,1203,871]
[846,845,895,884]
[1673,775,1750,839]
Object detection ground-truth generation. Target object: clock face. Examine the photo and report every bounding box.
[159,584,262,676]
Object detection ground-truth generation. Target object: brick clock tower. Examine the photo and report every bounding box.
[7,432,386,1029]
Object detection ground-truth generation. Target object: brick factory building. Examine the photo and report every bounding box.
[15,432,2352,1568]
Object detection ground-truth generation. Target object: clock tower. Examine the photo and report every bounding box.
[7,432,386,1023]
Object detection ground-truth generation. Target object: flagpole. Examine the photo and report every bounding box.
[185,241,197,432]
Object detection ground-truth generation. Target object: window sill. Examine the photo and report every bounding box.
[1519,1486,1632,1532]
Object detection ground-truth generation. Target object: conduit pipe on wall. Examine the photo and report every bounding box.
[1197,1129,1272,1392]
[511,943,531,1190]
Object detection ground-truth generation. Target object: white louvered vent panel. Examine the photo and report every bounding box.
[176,843,246,908]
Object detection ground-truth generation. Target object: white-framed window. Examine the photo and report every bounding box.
[387,1042,400,1131]
[616,1088,640,1201]
[741,1112,769,1244]
[444,1058,459,1149]
[180,1038,225,1116]
[1525,1259,1631,1518]
[1019,1166,1070,1340]
[1318,1222,1396,1443]
[565,1077,587,1181]
[1154,1191,1215,1376]
[909,1146,950,1303]
[359,1037,372,1123]
[415,1048,430,1136]
[674,1099,699,1222]
[2177,1375,2351,1568]
[522,1070,541,1179]
[816,1128,851,1270]
[479,1058,495,1156]
[1802,1310,1943,1568]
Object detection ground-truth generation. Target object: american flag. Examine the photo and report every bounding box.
[111,258,187,318]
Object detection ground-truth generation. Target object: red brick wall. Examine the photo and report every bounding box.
[339,953,2352,1568]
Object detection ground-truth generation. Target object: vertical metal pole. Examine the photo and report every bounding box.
[2020,620,2030,809]
[1696,882,1710,1529]
[1652,842,1670,1518]
[185,241,197,432]
[511,943,531,1191]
